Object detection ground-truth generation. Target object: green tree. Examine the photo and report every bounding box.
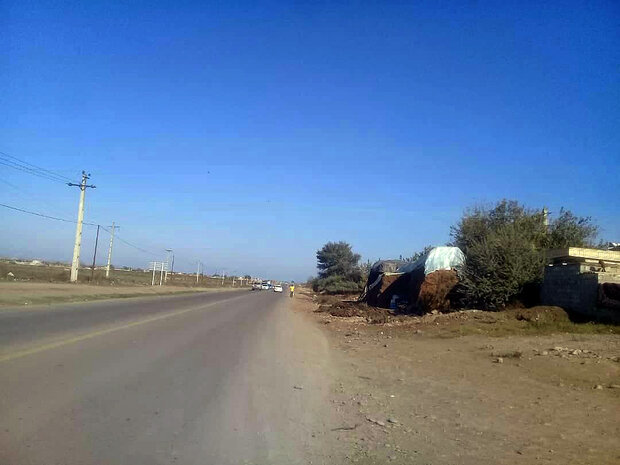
[408,245,434,263]
[545,208,598,249]
[451,200,598,309]
[314,241,363,293]
[316,241,361,279]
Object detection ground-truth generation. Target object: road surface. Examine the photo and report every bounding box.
[0,290,338,464]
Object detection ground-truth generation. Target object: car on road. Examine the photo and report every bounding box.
[251,283,261,291]
[260,281,270,290]
[273,284,283,293]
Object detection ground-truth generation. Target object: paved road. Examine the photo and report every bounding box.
[0,290,337,464]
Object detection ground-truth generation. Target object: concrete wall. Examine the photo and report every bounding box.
[541,263,620,320]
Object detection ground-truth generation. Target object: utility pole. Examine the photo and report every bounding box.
[221,270,225,286]
[165,249,173,282]
[196,261,201,284]
[90,225,100,281]
[159,261,164,286]
[68,171,96,283]
[106,222,119,278]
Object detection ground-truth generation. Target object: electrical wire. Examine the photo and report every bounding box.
[0,160,71,184]
[2,203,160,257]
[0,202,98,226]
[98,226,160,256]
[0,151,74,183]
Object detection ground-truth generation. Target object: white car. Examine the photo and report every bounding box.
[273,285,283,293]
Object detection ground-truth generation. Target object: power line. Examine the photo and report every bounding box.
[0,202,98,226]
[0,151,74,183]
[0,177,76,219]
[99,226,160,256]
[0,160,70,184]
[2,201,161,257]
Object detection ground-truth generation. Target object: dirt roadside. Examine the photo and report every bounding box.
[0,282,233,307]
[292,291,620,465]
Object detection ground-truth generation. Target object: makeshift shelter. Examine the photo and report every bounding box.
[362,247,465,312]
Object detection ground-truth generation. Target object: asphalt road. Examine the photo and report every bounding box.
[0,290,337,465]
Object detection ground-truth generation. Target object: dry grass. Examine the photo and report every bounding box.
[0,260,246,288]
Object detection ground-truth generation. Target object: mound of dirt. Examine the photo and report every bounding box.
[417,270,459,313]
[513,306,570,324]
[326,301,393,324]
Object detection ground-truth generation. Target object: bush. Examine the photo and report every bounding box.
[451,200,598,310]
[314,241,364,294]
[456,224,544,309]
[312,275,365,294]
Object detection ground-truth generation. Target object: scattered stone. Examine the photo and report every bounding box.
[293,385,304,390]
[494,357,504,364]
[387,418,399,424]
[608,384,620,389]
[367,417,386,427]
[593,384,603,390]
[571,349,582,355]
[7,272,15,278]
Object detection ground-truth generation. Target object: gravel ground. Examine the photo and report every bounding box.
[294,291,620,465]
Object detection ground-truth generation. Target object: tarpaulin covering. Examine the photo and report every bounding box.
[397,246,465,276]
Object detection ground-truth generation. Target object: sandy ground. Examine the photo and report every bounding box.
[0,281,232,307]
[293,292,620,465]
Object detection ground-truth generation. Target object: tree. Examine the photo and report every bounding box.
[314,241,363,293]
[545,208,598,249]
[451,200,598,309]
[408,245,434,263]
[316,241,361,279]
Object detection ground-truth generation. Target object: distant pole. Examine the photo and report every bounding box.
[90,224,100,281]
[221,270,224,286]
[151,262,156,286]
[165,249,173,282]
[105,222,119,278]
[159,261,164,286]
[196,261,200,284]
[68,171,96,282]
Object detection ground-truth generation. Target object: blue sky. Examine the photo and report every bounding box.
[1,0,619,281]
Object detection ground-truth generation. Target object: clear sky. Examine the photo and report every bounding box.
[2,0,619,281]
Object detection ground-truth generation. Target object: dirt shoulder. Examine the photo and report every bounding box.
[293,290,620,465]
[0,282,232,308]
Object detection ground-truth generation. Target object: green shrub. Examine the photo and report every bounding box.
[451,200,598,310]
[314,241,364,294]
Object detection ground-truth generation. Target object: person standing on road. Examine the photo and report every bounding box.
[289,282,295,298]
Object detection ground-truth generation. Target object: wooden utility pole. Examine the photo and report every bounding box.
[90,225,100,281]
[106,222,119,278]
[68,171,95,282]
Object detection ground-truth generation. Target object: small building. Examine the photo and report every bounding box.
[541,247,620,322]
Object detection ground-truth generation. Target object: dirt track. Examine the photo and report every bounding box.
[294,292,620,464]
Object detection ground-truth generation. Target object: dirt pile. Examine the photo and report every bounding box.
[513,306,570,324]
[416,269,459,313]
[315,299,393,324]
